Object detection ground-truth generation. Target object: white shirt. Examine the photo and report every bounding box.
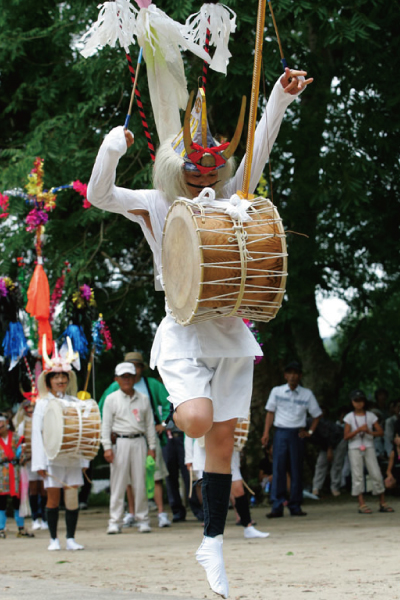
[101,388,157,452]
[31,393,89,471]
[344,411,378,450]
[88,79,296,367]
[265,383,322,429]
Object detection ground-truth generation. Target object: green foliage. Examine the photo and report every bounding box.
[0,0,399,420]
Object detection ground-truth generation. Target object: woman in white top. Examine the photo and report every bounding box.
[343,389,394,514]
[32,344,87,551]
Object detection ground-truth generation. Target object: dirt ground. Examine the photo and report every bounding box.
[1,495,400,600]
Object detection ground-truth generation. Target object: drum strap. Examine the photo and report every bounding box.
[227,220,249,317]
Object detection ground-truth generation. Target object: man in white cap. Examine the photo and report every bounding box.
[101,362,157,533]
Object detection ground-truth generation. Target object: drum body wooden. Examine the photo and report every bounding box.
[43,399,101,461]
[162,198,287,325]
[24,418,32,460]
[234,415,250,452]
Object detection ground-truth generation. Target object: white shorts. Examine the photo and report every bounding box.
[26,462,41,482]
[44,464,84,489]
[158,356,254,422]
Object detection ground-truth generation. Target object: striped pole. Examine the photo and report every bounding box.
[268,0,288,70]
[125,52,156,162]
[202,20,211,91]
[124,47,143,129]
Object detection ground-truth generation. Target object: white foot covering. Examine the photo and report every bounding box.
[48,538,60,551]
[32,519,42,531]
[66,538,84,551]
[196,535,229,599]
[244,525,270,539]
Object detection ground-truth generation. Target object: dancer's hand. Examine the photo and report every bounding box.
[124,129,134,148]
[104,449,114,463]
[281,67,313,95]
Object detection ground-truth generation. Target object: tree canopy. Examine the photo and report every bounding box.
[1,0,399,440]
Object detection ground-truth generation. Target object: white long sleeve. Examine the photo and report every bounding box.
[224,77,297,197]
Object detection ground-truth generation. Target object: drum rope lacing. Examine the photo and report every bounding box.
[226,218,250,317]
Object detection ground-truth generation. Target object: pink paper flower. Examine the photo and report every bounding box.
[25,207,48,232]
[80,284,92,301]
[72,180,91,209]
[134,0,152,8]
[0,193,9,219]
[0,278,8,297]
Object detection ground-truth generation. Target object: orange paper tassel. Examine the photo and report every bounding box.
[26,262,53,357]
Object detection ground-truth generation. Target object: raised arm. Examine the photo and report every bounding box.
[225,68,313,197]
[87,126,151,216]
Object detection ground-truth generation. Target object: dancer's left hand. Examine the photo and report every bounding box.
[281,67,313,95]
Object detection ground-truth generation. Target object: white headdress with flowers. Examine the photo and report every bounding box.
[37,336,78,397]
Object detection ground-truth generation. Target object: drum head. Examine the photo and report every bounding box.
[162,201,202,324]
[43,400,64,460]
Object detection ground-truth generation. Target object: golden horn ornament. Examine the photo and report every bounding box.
[42,334,54,368]
[66,336,78,364]
[183,90,196,157]
[221,96,247,160]
[183,91,247,162]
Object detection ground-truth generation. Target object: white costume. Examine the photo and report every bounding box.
[31,393,88,488]
[88,77,297,420]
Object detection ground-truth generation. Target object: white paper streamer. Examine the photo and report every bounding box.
[79,0,138,57]
[181,3,237,75]
[135,4,209,143]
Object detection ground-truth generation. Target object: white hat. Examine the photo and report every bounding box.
[115,362,136,377]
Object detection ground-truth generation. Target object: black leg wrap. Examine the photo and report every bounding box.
[46,507,59,539]
[202,472,232,538]
[65,509,79,539]
[234,493,252,527]
[29,495,39,520]
[41,496,47,522]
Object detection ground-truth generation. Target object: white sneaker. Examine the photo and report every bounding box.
[244,525,270,539]
[66,538,84,551]
[107,523,121,534]
[32,519,42,531]
[138,521,152,533]
[48,538,61,551]
[196,535,229,599]
[40,521,49,530]
[158,512,171,528]
[122,513,136,528]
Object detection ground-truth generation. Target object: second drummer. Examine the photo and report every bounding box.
[31,349,87,551]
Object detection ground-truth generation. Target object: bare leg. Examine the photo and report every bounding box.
[174,397,214,438]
